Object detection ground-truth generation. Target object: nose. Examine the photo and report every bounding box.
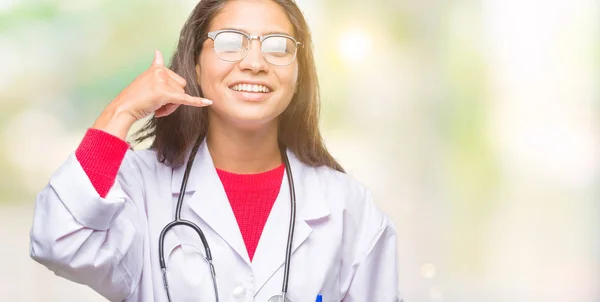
[238,39,268,73]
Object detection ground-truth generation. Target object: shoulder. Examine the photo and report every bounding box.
[308,164,397,259]
[312,165,367,201]
[310,165,392,226]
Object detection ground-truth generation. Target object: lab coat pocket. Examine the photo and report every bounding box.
[165,242,215,302]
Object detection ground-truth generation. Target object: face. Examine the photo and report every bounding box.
[196,0,299,130]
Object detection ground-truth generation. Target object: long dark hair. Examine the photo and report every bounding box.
[133,0,344,173]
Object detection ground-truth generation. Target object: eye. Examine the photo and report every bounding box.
[214,32,247,53]
[262,36,294,56]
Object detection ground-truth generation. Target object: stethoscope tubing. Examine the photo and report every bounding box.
[158,137,296,302]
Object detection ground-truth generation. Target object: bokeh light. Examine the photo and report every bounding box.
[338,29,371,64]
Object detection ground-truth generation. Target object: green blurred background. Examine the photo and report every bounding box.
[0,0,598,301]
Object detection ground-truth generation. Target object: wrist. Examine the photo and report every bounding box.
[92,102,136,140]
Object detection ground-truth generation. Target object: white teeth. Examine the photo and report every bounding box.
[231,83,271,93]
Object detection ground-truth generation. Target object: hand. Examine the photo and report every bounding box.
[114,49,211,120]
[93,49,212,139]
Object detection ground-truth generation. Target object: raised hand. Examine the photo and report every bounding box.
[92,49,212,139]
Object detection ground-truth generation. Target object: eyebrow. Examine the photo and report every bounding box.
[218,27,294,37]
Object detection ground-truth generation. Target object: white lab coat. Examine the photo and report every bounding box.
[29,139,400,302]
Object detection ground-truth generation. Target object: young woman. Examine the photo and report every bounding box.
[29,0,400,301]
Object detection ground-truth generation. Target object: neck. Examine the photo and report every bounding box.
[206,117,282,174]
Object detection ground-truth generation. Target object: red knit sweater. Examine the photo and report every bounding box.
[75,128,282,261]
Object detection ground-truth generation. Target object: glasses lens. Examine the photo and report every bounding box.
[213,31,248,61]
[262,36,297,65]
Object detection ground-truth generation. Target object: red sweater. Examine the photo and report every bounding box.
[75,129,282,261]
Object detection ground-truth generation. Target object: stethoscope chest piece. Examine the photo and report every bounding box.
[268,294,293,302]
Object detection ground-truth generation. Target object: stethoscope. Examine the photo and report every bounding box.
[158,138,297,302]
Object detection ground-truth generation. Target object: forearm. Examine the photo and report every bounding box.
[75,128,130,198]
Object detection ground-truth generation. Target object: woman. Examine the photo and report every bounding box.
[29,0,400,301]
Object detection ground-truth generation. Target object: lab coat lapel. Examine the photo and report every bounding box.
[171,140,250,264]
[251,150,330,296]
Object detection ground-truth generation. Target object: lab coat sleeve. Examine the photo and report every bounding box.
[29,152,145,302]
[341,188,402,302]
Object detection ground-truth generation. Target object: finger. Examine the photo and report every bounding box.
[166,76,185,94]
[163,91,213,107]
[152,67,172,88]
[155,103,181,118]
[152,49,164,66]
[164,68,187,87]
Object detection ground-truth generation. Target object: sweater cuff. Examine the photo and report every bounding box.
[75,128,130,198]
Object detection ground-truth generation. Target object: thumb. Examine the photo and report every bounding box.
[152,49,164,66]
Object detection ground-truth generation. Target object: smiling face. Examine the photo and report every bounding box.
[196,0,299,130]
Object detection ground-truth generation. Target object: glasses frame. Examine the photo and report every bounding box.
[206,29,303,66]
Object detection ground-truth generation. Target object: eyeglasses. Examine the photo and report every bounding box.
[205,29,302,66]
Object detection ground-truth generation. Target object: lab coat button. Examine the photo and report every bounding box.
[233,286,245,299]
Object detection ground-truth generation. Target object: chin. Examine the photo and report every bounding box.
[230,114,279,131]
[208,107,278,131]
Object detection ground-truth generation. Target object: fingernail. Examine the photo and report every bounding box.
[202,99,213,105]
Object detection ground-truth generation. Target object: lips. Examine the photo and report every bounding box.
[227,82,272,102]
[229,83,272,93]
[227,81,273,102]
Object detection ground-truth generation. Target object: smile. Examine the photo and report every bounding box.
[229,83,272,93]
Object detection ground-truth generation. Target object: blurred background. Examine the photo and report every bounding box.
[0,0,598,301]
